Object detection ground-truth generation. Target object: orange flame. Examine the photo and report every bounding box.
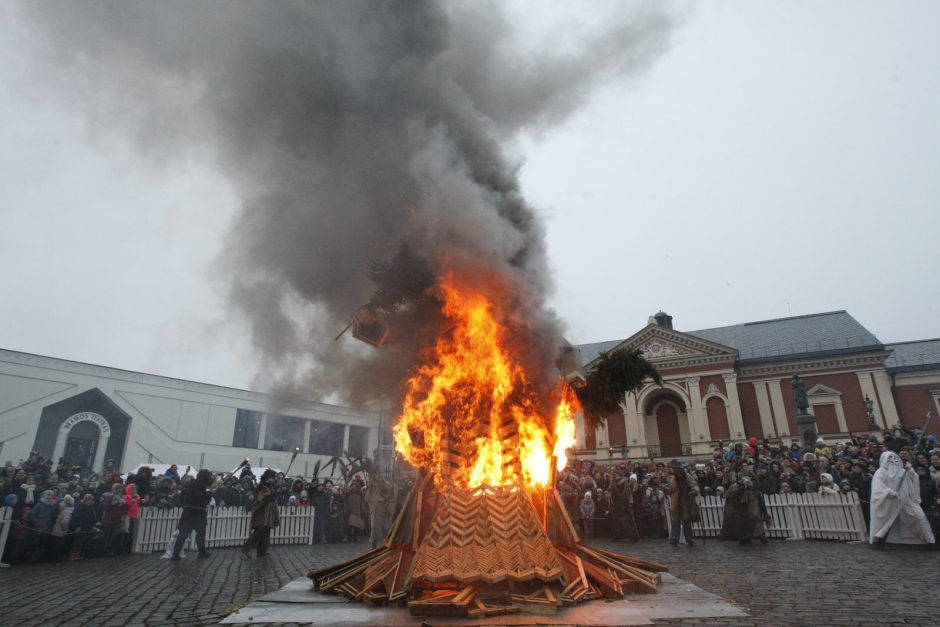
[393,275,577,489]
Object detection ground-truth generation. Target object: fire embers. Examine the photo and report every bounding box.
[393,275,576,489]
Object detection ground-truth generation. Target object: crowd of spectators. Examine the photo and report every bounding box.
[0,451,409,565]
[557,426,940,541]
[2,426,938,564]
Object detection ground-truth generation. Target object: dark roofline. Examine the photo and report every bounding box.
[886,364,940,375]
[736,343,887,366]
[885,338,940,346]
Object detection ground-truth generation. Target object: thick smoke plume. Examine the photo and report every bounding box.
[23,1,674,409]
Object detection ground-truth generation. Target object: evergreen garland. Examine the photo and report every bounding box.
[574,348,662,430]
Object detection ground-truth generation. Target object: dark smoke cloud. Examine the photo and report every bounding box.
[22,1,675,409]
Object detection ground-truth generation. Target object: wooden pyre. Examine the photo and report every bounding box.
[309,473,666,618]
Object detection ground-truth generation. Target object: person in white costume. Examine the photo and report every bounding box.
[869,451,935,548]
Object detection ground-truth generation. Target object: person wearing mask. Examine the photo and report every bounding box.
[171,468,213,560]
[870,451,935,549]
[242,468,280,557]
[721,456,770,544]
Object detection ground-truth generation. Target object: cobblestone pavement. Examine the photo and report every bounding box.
[0,537,937,626]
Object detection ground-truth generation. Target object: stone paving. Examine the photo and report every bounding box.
[0,537,937,626]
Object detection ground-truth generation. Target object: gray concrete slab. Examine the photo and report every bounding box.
[221,573,746,625]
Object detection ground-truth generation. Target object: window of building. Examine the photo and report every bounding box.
[264,414,305,452]
[309,420,345,456]
[232,409,262,448]
[347,425,371,458]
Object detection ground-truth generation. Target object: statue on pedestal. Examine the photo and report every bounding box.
[792,375,809,414]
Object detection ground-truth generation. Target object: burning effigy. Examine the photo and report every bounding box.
[310,275,666,618]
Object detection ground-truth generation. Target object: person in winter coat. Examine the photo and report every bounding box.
[662,461,700,547]
[32,489,59,560]
[818,473,839,496]
[163,464,181,483]
[242,468,280,557]
[814,438,833,461]
[170,468,212,562]
[171,469,213,560]
[721,457,770,544]
[70,494,98,560]
[123,483,141,554]
[100,483,127,555]
[345,481,367,542]
[51,494,74,561]
[580,491,596,537]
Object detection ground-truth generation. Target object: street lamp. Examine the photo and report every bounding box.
[864,394,877,431]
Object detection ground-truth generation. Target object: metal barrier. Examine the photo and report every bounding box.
[0,507,12,565]
[133,505,317,553]
[664,492,867,541]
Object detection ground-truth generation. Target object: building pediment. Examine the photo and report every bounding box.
[807,383,841,397]
[585,324,738,370]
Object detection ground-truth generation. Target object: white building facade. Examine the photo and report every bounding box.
[0,349,386,476]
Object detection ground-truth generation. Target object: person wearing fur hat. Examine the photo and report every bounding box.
[818,473,839,496]
[171,468,213,560]
[720,456,770,544]
[242,468,280,557]
[662,460,700,546]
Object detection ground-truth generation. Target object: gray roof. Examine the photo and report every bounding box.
[884,338,940,373]
[576,339,623,368]
[688,311,882,362]
[576,311,884,367]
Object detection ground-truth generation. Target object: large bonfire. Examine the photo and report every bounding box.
[310,274,666,618]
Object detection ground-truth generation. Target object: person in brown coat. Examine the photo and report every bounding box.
[662,460,700,547]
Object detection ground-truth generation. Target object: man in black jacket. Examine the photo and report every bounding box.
[171,469,213,560]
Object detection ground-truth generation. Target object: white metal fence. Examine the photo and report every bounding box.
[664,492,867,541]
[133,505,317,553]
[0,507,12,565]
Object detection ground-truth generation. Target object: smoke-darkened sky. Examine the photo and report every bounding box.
[1,1,938,404]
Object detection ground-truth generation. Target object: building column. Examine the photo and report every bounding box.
[686,377,707,443]
[302,420,311,454]
[723,374,746,439]
[93,433,110,472]
[855,371,886,429]
[624,390,643,447]
[342,425,350,454]
[767,379,790,437]
[52,431,67,465]
[752,381,777,438]
[871,370,901,428]
[258,413,268,449]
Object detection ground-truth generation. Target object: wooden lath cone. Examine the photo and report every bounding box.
[309,470,666,617]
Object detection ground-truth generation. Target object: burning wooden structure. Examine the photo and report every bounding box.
[311,276,666,617]
[310,473,666,617]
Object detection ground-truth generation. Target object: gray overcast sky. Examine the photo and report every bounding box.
[1,1,938,393]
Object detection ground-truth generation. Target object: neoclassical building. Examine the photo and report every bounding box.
[573,311,940,461]
[0,348,387,475]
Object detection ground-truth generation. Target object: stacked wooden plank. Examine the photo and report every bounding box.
[410,484,564,585]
